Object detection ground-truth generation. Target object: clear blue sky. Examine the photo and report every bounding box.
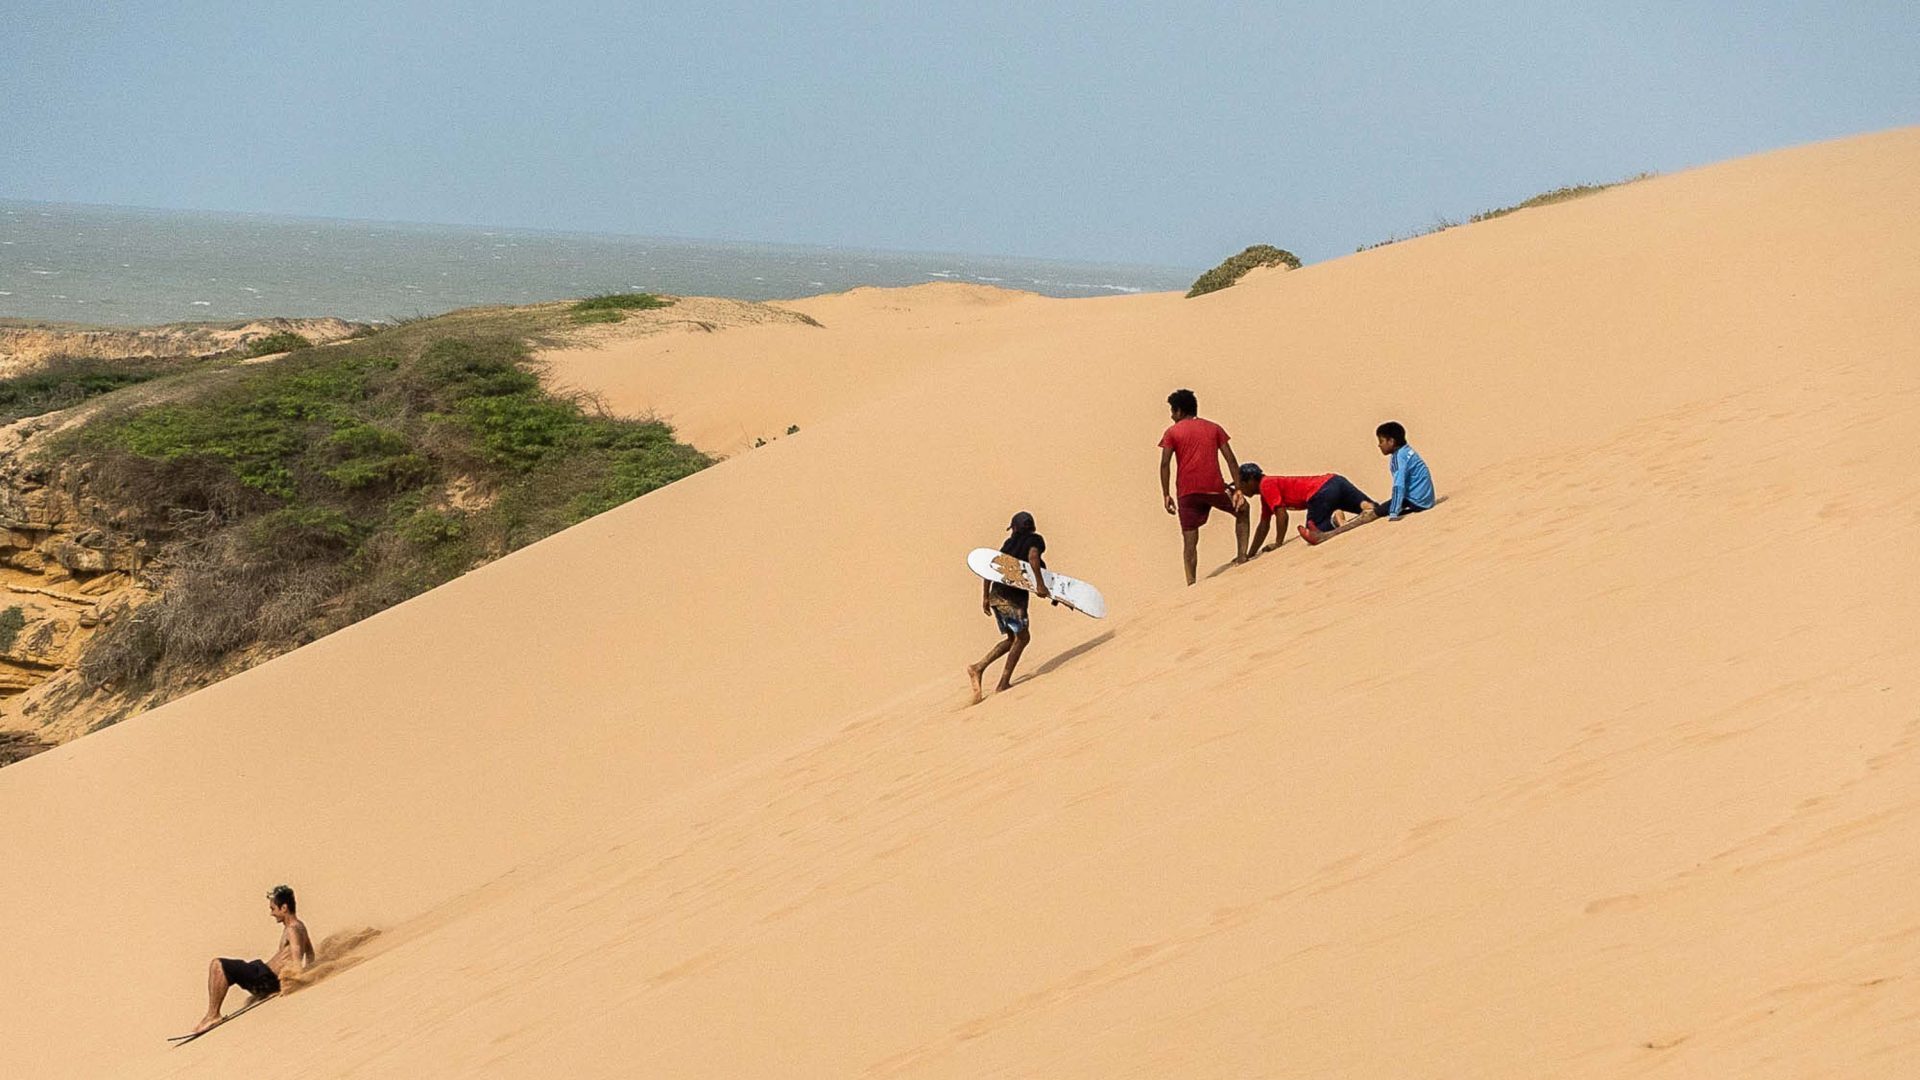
[4,1,1916,267]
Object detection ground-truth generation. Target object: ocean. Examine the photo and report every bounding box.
[0,199,1195,326]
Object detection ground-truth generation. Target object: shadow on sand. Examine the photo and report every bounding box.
[1032,630,1117,677]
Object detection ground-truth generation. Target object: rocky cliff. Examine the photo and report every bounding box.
[0,413,162,756]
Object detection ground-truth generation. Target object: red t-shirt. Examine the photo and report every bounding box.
[1259,473,1335,512]
[1159,418,1230,495]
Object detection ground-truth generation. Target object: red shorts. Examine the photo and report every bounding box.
[1177,491,1237,531]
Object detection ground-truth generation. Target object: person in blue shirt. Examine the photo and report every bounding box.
[1376,421,1435,520]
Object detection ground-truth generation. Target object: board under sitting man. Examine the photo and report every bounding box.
[1236,463,1380,551]
[190,884,314,1035]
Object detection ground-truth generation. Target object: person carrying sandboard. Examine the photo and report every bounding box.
[968,511,1052,703]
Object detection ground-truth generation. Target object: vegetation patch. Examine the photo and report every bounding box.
[1360,173,1654,251]
[569,292,674,324]
[244,331,314,357]
[52,309,711,698]
[1469,175,1654,223]
[0,355,184,424]
[1357,217,1459,253]
[0,605,24,653]
[1186,245,1302,298]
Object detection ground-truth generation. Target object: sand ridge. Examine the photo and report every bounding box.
[537,281,1078,455]
[0,127,1917,1078]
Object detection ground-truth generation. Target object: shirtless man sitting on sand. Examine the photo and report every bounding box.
[190,884,313,1034]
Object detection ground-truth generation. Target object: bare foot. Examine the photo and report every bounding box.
[191,1013,223,1035]
[966,664,984,704]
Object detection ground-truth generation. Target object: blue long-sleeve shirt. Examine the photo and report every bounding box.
[1386,444,1435,518]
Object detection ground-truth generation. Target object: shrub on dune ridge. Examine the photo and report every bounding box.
[1468,174,1655,223]
[1359,173,1655,251]
[570,292,673,324]
[244,331,314,357]
[1186,245,1303,298]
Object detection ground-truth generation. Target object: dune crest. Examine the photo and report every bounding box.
[2,127,1918,1078]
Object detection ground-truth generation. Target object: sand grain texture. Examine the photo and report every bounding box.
[2,130,1918,1078]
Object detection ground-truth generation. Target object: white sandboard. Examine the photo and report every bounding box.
[968,548,1107,619]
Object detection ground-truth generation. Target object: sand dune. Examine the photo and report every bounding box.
[539,281,1059,455]
[2,128,1918,1078]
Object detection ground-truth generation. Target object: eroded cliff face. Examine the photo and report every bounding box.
[0,415,157,755]
[0,315,377,757]
[0,316,363,376]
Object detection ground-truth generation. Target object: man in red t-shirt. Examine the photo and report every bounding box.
[1157,388,1248,585]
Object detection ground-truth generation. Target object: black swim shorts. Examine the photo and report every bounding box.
[218,957,281,997]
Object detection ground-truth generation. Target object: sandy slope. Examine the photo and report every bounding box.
[2,128,1918,1079]
[538,281,1056,455]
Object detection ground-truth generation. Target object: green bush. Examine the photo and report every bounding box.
[244,507,362,555]
[245,331,313,357]
[320,424,430,491]
[569,293,672,324]
[409,339,539,404]
[396,506,467,547]
[1186,245,1302,298]
[105,404,307,498]
[452,395,587,468]
[0,606,24,653]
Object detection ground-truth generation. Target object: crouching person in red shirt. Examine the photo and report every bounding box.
[1236,462,1379,551]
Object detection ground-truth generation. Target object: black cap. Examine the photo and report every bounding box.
[1008,511,1035,531]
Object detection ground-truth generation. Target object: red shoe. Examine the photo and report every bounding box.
[1297,524,1324,546]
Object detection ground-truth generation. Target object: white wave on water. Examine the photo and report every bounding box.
[1025,279,1148,294]
[191,300,211,305]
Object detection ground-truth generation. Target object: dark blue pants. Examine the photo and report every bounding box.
[1306,474,1374,531]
